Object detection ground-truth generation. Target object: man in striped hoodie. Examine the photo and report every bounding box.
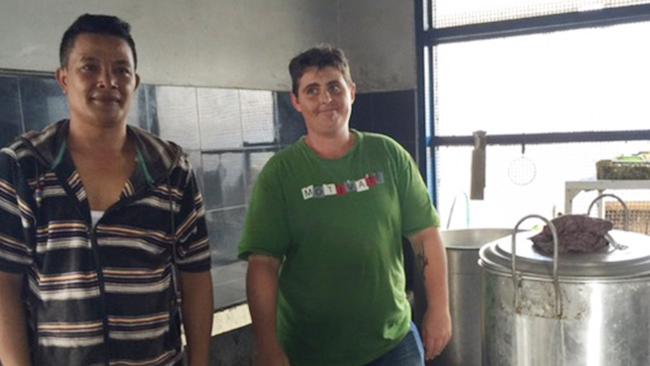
[0,14,213,366]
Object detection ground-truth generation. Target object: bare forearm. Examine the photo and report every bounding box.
[246,256,281,348]
[246,255,291,366]
[0,272,31,366]
[409,227,452,359]
[410,227,449,310]
[180,271,213,366]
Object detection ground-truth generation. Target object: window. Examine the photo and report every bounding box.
[431,0,650,28]
[418,0,650,229]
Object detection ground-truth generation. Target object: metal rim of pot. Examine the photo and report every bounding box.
[481,192,650,281]
[511,214,561,317]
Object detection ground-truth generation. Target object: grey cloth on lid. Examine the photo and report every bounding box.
[530,214,614,254]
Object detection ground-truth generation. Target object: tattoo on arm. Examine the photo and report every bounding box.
[414,244,429,282]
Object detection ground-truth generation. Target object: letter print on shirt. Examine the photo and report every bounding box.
[301,172,384,200]
[302,185,314,200]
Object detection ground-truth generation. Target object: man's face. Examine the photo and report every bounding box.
[56,33,139,127]
[291,66,356,139]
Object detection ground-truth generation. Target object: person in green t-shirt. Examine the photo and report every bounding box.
[239,45,451,366]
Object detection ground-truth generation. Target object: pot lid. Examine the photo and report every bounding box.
[479,230,650,279]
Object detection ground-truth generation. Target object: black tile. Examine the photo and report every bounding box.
[349,92,375,132]
[240,90,275,144]
[0,76,23,147]
[400,140,417,161]
[211,260,247,284]
[202,152,245,210]
[205,207,246,265]
[221,153,246,207]
[127,86,148,130]
[210,260,247,309]
[244,151,275,204]
[202,154,224,210]
[370,90,416,142]
[212,279,246,310]
[154,86,200,150]
[275,92,306,145]
[197,88,242,150]
[19,76,68,132]
[185,150,204,197]
[142,85,159,134]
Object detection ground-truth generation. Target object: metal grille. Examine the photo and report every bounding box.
[433,0,650,28]
[606,201,650,234]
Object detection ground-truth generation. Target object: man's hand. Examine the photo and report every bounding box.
[0,271,31,366]
[421,306,452,360]
[180,271,213,366]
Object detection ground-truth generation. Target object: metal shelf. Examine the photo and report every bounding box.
[565,180,650,215]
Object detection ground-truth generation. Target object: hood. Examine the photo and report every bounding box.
[18,119,184,187]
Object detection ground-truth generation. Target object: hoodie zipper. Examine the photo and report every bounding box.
[19,124,184,365]
[51,175,157,366]
[88,226,111,366]
[83,190,158,366]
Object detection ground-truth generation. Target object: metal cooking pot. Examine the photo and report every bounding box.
[479,215,650,366]
[423,228,512,366]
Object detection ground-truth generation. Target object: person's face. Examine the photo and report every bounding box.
[56,33,139,127]
[291,66,355,139]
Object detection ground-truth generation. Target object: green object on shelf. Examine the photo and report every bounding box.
[597,152,650,180]
[615,151,650,163]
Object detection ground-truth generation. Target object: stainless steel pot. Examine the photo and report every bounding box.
[479,219,650,366]
[425,228,512,366]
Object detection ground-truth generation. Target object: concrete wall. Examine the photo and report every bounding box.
[0,0,336,90]
[0,0,415,92]
[337,0,417,91]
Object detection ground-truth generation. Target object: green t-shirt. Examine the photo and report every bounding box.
[239,130,439,366]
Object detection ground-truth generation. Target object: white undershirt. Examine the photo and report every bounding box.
[91,210,105,227]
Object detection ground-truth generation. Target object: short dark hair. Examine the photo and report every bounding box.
[59,14,137,68]
[289,45,353,96]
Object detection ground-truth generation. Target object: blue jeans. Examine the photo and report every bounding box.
[365,323,425,366]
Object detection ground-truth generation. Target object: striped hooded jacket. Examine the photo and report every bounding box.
[0,120,211,366]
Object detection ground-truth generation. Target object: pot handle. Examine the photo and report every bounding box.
[587,193,629,231]
[511,214,562,317]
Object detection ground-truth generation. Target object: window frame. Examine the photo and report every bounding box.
[415,1,650,205]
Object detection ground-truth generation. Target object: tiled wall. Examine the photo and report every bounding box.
[350,89,418,159]
[0,73,417,310]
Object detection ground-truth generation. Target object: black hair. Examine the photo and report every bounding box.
[288,45,352,96]
[59,13,137,68]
